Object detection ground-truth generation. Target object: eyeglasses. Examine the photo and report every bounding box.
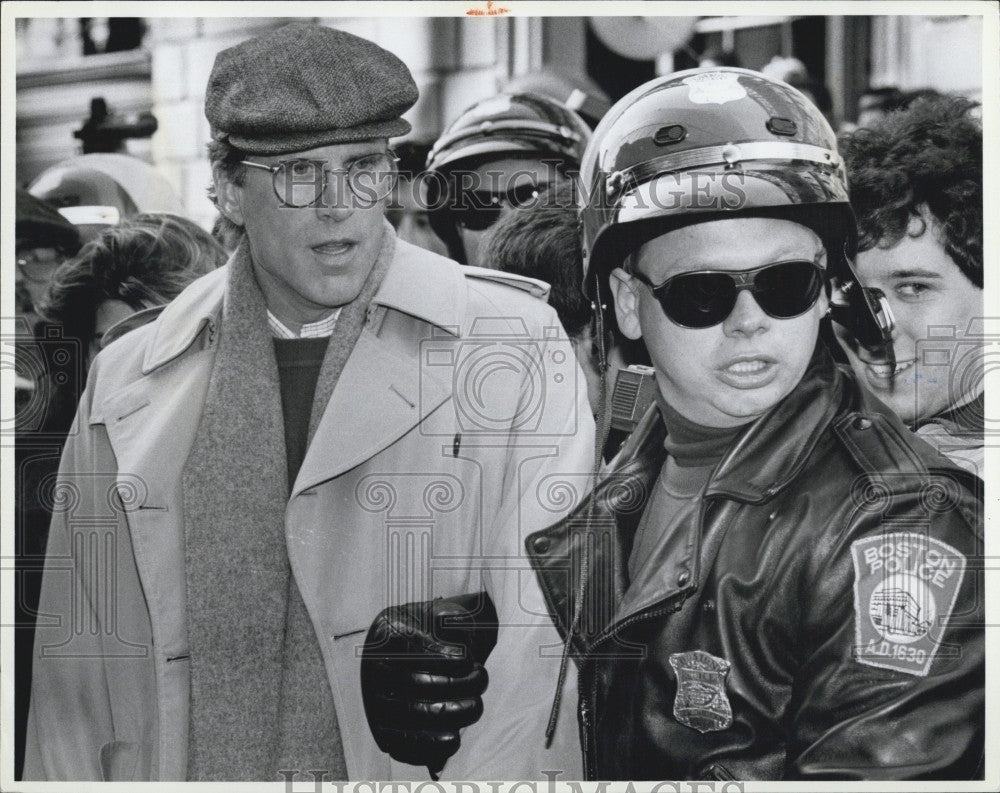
[16,247,70,283]
[630,259,825,329]
[240,151,399,208]
[453,183,547,231]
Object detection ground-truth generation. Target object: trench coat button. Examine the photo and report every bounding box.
[532,535,552,554]
[853,416,873,430]
[702,599,715,612]
[677,571,690,587]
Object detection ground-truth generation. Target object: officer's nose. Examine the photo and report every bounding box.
[723,289,770,338]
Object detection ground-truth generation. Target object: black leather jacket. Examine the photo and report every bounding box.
[526,346,983,781]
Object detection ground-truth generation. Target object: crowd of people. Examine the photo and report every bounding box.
[13,20,985,784]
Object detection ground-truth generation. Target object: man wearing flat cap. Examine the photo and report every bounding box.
[25,22,592,782]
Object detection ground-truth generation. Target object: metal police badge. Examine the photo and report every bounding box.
[851,532,966,676]
[668,650,733,732]
[682,72,748,105]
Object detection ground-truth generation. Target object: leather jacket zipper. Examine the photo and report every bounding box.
[580,689,595,779]
[589,591,687,651]
[580,593,687,778]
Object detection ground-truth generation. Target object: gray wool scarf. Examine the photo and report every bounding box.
[182,223,395,780]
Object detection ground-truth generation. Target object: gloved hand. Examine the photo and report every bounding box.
[361,591,499,778]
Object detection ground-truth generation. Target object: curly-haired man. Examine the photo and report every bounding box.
[837,95,984,476]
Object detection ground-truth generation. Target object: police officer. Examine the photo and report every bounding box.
[425,92,591,267]
[368,67,985,781]
[526,67,984,781]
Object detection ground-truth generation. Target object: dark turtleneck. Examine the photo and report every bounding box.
[623,390,752,591]
[656,389,749,469]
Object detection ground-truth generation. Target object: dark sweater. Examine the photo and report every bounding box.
[274,337,331,491]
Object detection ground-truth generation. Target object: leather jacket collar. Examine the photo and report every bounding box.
[706,343,843,503]
[527,342,847,658]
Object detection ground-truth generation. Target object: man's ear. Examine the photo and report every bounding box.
[609,268,643,341]
[816,286,830,318]
[214,168,246,227]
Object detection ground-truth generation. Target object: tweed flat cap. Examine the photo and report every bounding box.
[206,22,418,154]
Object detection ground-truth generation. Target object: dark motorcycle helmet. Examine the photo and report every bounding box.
[29,153,183,242]
[503,67,612,129]
[579,67,892,361]
[425,92,591,262]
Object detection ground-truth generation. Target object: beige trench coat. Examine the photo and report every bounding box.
[24,238,593,781]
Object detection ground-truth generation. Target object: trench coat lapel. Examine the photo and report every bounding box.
[292,327,451,496]
[292,239,463,496]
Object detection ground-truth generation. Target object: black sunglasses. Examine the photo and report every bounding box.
[453,183,546,231]
[630,259,825,329]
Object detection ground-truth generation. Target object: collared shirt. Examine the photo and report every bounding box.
[267,308,341,339]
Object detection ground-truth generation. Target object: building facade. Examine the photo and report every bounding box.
[13,13,988,227]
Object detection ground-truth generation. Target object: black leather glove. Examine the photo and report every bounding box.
[361,591,499,777]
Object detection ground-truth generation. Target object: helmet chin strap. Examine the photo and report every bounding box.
[543,271,613,747]
[829,246,897,389]
[867,287,897,395]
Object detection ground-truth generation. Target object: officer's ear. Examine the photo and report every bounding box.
[609,267,643,341]
[815,284,830,318]
[213,164,246,228]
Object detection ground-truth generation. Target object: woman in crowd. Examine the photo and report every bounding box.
[38,212,227,392]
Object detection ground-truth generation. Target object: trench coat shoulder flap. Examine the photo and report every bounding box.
[141,265,228,376]
[100,305,166,349]
[293,240,556,493]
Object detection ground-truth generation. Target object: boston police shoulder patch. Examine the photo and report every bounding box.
[851,532,966,676]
